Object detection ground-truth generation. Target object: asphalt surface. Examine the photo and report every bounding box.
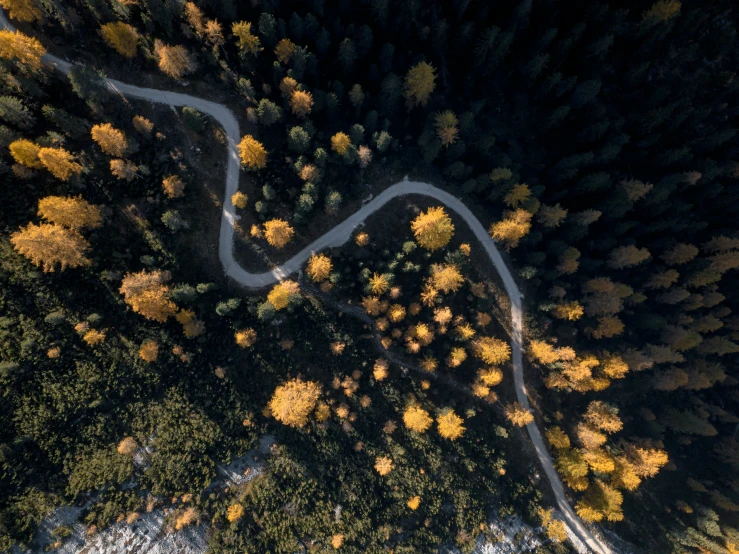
[0,13,611,554]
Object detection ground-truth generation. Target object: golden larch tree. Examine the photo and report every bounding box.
[437,409,465,440]
[373,358,389,381]
[11,223,91,272]
[489,209,532,250]
[403,61,436,108]
[226,503,244,523]
[91,123,128,157]
[176,309,205,338]
[154,40,196,79]
[9,138,42,168]
[546,427,571,450]
[607,245,651,269]
[528,340,559,365]
[307,253,332,282]
[268,378,321,428]
[100,22,139,58]
[403,405,433,433]
[537,203,568,228]
[553,301,584,321]
[232,21,260,55]
[369,273,390,294]
[374,456,393,476]
[407,496,421,510]
[331,535,344,549]
[429,263,464,293]
[505,402,534,427]
[473,336,511,365]
[162,175,185,198]
[583,401,623,434]
[231,191,247,209]
[0,0,42,22]
[139,340,159,362]
[290,90,313,118]
[119,269,178,323]
[117,437,138,456]
[274,38,296,64]
[37,196,102,230]
[110,159,137,181]
[411,206,454,251]
[235,328,257,348]
[132,115,153,135]
[238,135,267,169]
[504,183,532,208]
[38,147,82,181]
[204,20,224,48]
[267,280,300,310]
[0,29,46,69]
[263,219,294,249]
[434,110,458,146]
[331,132,351,155]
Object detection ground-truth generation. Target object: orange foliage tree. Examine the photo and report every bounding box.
[411,206,454,251]
[119,270,178,323]
[37,196,102,230]
[268,378,321,428]
[10,223,91,271]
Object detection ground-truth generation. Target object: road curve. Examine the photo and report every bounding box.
[0,13,611,554]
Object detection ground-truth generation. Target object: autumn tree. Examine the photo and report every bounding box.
[437,409,465,440]
[132,115,153,135]
[110,159,137,181]
[643,0,681,22]
[608,245,651,269]
[263,219,294,249]
[11,223,91,271]
[154,40,196,79]
[583,401,623,433]
[0,0,42,22]
[529,340,559,365]
[473,336,511,365]
[274,38,295,64]
[290,90,313,118]
[374,456,393,476]
[538,203,568,228]
[235,328,257,348]
[232,21,260,55]
[331,132,351,156]
[226,503,244,523]
[162,175,185,199]
[38,147,82,180]
[139,340,159,362]
[553,300,584,321]
[429,263,464,293]
[307,253,332,282]
[100,22,139,58]
[0,29,46,69]
[119,270,178,322]
[403,405,432,433]
[267,280,300,310]
[268,378,320,428]
[369,273,390,294]
[231,191,247,209]
[404,61,436,108]
[505,402,534,426]
[504,183,532,208]
[489,209,532,249]
[238,135,267,169]
[411,206,454,251]
[9,138,41,168]
[91,123,128,157]
[117,437,138,456]
[434,110,458,146]
[37,196,101,230]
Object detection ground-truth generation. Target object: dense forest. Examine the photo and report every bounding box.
[0,0,738,552]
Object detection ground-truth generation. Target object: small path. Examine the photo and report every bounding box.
[0,12,611,554]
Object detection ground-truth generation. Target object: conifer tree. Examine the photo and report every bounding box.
[0,0,42,23]
[119,270,178,323]
[505,402,534,426]
[154,40,196,79]
[307,253,332,282]
[91,123,128,157]
[263,219,294,249]
[331,132,351,156]
[162,175,185,198]
[110,159,137,181]
[232,21,260,55]
[268,378,320,428]
[489,209,532,249]
[434,110,459,146]
[437,409,465,440]
[267,280,300,310]
[37,147,82,181]
[10,223,91,272]
[290,90,314,118]
[274,38,296,64]
[37,196,102,230]
[238,135,267,169]
[403,405,432,433]
[0,30,46,69]
[403,61,436,108]
[411,206,454,251]
[429,263,463,293]
[100,22,140,58]
[9,138,41,168]
[473,336,511,365]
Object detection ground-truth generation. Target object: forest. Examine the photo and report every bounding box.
[0,0,738,552]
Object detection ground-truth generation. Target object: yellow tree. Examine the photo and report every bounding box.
[162,175,185,198]
[100,22,140,58]
[429,263,464,293]
[505,402,534,426]
[290,90,314,118]
[504,183,532,208]
[403,405,432,433]
[274,38,296,64]
[374,456,393,475]
[9,138,41,168]
[263,219,294,248]
[154,40,196,79]
[37,196,102,230]
[403,61,436,108]
[553,301,584,321]
[132,115,154,135]
[184,1,205,34]
[235,328,257,348]
[226,503,244,523]
[489,209,532,249]
[232,21,260,55]
[110,159,137,181]
[437,409,465,440]
[238,135,267,169]
[231,191,247,208]
[307,253,332,282]
[10,223,90,271]
[267,280,300,310]
[117,437,138,456]
[537,203,568,228]
[583,401,623,434]
[434,110,458,146]
[473,336,511,365]
[411,206,454,251]
[38,147,82,180]
[91,123,128,157]
[643,0,681,22]
[0,30,46,69]
[528,340,559,365]
[268,378,321,428]
[546,427,571,449]
[0,0,42,22]
[369,273,390,294]
[119,270,178,322]
[138,340,159,362]
[331,132,351,155]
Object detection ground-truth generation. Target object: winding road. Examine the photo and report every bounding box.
[0,13,611,554]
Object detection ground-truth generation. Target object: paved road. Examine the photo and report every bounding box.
[0,13,611,554]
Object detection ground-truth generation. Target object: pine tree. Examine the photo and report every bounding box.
[37,196,102,230]
[119,270,178,323]
[237,135,267,169]
[154,40,196,79]
[91,123,128,157]
[411,206,454,251]
[37,147,82,180]
[268,378,320,428]
[263,219,294,249]
[0,30,46,69]
[404,61,436,108]
[100,22,140,58]
[10,223,91,271]
[336,38,356,74]
[0,0,43,23]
